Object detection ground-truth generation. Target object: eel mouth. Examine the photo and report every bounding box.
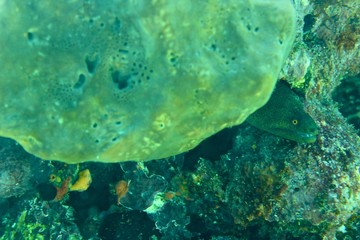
[294,132,318,143]
[272,128,318,143]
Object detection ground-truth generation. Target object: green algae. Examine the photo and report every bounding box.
[1,210,46,240]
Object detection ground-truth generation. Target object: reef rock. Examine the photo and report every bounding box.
[0,0,295,163]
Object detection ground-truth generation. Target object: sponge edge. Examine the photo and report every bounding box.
[0,0,296,163]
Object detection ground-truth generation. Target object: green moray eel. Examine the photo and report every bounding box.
[246,81,319,143]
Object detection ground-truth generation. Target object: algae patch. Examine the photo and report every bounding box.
[0,0,296,163]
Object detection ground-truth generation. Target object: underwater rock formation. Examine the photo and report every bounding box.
[0,0,295,163]
[0,138,33,198]
[332,74,360,130]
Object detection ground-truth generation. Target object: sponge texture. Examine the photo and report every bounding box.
[0,0,295,163]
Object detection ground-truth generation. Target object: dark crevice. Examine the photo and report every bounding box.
[111,70,130,90]
[85,55,99,74]
[74,74,86,89]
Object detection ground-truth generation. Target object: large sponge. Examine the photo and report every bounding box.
[0,0,296,163]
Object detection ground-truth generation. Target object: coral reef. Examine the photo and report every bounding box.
[117,162,167,210]
[1,198,82,240]
[0,0,359,239]
[222,121,359,239]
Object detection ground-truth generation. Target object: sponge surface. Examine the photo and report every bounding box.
[0,0,295,163]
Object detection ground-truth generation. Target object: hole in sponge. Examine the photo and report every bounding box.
[85,55,99,74]
[111,70,130,90]
[73,74,86,89]
[27,32,34,41]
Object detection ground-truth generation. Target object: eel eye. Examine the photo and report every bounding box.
[292,119,298,125]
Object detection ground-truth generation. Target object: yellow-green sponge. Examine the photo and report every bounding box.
[0,0,296,163]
